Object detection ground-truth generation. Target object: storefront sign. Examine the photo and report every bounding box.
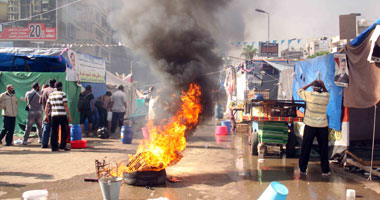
[260,42,279,57]
[0,0,57,41]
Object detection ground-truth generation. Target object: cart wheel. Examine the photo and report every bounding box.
[251,131,259,155]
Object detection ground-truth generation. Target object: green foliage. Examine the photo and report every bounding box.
[307,51,330,59]
[241,45,258,60]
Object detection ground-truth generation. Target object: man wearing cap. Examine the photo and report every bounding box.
[0,84,18,146]
[297,80,331,176]
[23,82,43,145]
[79,85,95,136]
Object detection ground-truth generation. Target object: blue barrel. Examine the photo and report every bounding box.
[121,125,133,144]
[214,104,224,119]
[70,125,82,141]
[221,121,232,133]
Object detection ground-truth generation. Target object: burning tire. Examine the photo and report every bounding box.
[124,169,167,186]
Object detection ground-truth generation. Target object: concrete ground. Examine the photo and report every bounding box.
[1,122,380,199]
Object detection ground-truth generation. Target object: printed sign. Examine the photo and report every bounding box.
[66,50,105,83]
[0,0,57,41]
[260,42,279,57]
[334,54,349,87]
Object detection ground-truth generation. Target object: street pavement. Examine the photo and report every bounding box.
[0,122,380,199]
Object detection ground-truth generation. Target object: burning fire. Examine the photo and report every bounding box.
[111,83,202,177]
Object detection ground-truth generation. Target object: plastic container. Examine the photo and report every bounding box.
[214,104,224,119]
[121,125,133,144]
[215,135,228,143]
[258,181,288,200]
[346,189,356,200]
[70,125,82,141]
[70,140,87,149]
[22,190,48,200]
[215,126,228,136]
[221,121,232,134]
[142,127,150,140]
[99,177,123,200]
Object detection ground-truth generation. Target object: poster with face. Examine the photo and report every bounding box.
[66,50,79,82]
[334,54,349,87]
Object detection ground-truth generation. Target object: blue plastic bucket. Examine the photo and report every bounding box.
[258,181,288,200]
[70,125,82,141]
[121,125,133,144]
[221,121,232,133]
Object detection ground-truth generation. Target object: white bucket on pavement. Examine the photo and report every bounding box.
[99,177,123,200]
[258,181,288,200]
[346,189,356,200]
[22,190,48,200]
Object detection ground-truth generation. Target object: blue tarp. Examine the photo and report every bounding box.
[350,18,380,47]
[0,48,68,72]
[292,54,343,130]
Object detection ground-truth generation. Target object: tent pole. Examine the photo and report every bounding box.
[368,104,377,181]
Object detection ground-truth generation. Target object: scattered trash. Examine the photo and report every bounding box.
[22,190,48,200]
[146,186,155,190]
[167,176,183,183]
[14,139,23,145]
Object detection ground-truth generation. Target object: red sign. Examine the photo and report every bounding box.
[0,23,56,41]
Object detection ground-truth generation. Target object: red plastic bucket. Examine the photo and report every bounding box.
[215,135,228,143]
[71,140,87,149]
[142,127,150,139]
[215,126,228,136]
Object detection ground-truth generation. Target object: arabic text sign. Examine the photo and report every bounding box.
[0,23,56,40]
[76,52,105,83]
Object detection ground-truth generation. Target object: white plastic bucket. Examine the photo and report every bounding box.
[99,177,123,200]
[22,190,48,200]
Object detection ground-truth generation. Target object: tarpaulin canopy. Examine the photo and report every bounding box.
[0,48,68,72]
[263,60,294,71]
[293,54,343,130]
[0,72,81,133]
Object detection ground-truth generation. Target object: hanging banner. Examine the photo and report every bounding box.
[0,0,57,41]
[334,54,349,87]
[66,50,105,83]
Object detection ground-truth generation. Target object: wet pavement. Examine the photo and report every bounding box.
[1,122,380,199]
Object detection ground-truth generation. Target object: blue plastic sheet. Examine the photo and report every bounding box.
[292,54,343,130]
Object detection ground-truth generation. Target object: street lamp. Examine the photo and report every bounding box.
[255,8,270,42]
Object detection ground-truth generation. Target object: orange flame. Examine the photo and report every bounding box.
[112,83,202,176]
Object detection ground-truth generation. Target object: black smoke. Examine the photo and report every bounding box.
[109,0,232,118]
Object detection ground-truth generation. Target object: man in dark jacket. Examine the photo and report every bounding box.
[79,85,94,136]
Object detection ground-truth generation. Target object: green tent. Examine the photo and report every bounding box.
[0,72,81,134]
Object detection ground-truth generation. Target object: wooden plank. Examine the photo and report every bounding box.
[346,159,380,177]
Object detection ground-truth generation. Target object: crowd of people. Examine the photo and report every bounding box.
[0,79,128,152]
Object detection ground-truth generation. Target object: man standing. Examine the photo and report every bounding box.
[40,79,56,148]
[23,83,43,145]
[110,85,127,134]
[95,91,112,129]
[44,82,72,151]
[297,80,331,176]
[0,85,18,146]
[78,85,94,136]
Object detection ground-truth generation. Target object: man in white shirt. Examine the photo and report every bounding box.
[110,85,127,134]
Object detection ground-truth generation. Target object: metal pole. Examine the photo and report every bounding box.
[368,105,377,181]
[267,13,270,42]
